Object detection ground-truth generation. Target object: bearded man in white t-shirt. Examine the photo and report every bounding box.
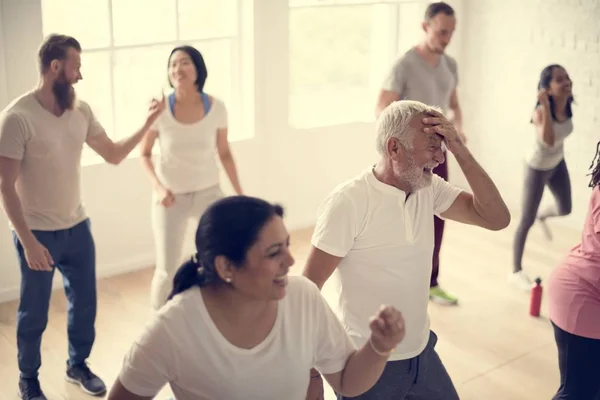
[303,100,510,400]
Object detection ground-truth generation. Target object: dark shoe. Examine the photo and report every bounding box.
[18,378,48,400]
[66,362,107,396]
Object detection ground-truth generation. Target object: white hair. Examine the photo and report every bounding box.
[375,100,443,154]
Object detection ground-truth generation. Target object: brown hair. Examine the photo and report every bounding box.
[38,34,81,73]
[424,2,455,20]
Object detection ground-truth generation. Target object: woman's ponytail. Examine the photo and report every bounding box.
[167,253,211,301]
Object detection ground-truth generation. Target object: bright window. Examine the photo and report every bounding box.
[40,0,251,165]
[288,0,415,129]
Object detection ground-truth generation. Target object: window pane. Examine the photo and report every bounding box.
[178,0,238,40]
[41,0,110,49]
[113,45,173,139]
[112,0,177,46]
[76,51,113,161]
[289,6,374,128]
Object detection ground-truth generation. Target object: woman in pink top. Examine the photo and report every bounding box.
[548,145,600,400]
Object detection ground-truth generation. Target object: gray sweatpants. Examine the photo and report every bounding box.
[337,331,459,400]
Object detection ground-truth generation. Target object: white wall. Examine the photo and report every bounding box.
[1,0,464,302]
[461,0,600,231]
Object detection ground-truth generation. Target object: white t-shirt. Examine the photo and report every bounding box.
[118,276,357,400]
[312,167,462,361]
[0,91,104,230]
[151,96,227,194]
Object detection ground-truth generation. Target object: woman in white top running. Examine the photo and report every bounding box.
[140,45,243,309]
[511,64,574,290]
[107,196,406,400]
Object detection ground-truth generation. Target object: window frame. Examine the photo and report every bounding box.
[40,0,252,167]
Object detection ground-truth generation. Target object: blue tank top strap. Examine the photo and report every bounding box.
[201,92,211,113]
[168,92,211,114]
[168,92,176,114]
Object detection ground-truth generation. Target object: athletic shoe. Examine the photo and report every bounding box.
[66,362,106,396]
[429,286,458,305]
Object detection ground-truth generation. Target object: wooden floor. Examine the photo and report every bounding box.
[0,217,581,400]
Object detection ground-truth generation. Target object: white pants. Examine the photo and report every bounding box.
[150,185,223,310]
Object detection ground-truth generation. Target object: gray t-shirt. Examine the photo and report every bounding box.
[0,91,105,231]
[382,47,458,113]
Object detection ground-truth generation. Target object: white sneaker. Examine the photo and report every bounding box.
[509,271,533,292]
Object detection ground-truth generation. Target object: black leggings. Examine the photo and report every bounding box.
[513,159,572,272]
[552,321,600,399]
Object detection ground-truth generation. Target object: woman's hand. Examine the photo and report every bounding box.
[538,89,550,109]
[157,186,175,208]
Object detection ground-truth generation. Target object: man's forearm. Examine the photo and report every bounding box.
[0,186,36,247]
[452,144,510,229]
[111,123,151,164]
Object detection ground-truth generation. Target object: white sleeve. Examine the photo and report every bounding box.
[432,174,462,217]
[311,190,359,258]
[118,316,175,397]
[307,280,357,374]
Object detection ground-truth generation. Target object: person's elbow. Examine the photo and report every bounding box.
[541,137,555,148]
[488,216,510,231]
[0,175,12,195]
[104,145,130,165]
[302,266,327,290]
[485,207,511,231]
[105,153,123,165]
[218,148,233,163]
[0,167,18,197]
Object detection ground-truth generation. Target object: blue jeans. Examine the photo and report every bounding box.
[13,218,97,379]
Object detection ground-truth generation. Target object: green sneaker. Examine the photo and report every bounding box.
[429,286,458,305]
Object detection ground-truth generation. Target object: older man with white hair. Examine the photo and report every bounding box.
[303,100,510,399]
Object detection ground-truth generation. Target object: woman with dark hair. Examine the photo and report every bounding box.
[107,196,406,400]
[140,45,243,309]
[511,64,574,290]
[546,145,600,399]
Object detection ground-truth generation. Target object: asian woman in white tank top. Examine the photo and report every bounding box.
[511,65,574,291]
[140,45,243,310]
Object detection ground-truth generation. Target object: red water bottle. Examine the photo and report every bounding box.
[529,277,543,317]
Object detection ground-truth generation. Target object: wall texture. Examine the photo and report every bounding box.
[461,0,600,231]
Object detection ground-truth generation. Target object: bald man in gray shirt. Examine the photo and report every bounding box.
[376,2,465,307]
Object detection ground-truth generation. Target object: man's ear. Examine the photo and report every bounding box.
[49,59,61,75]
[387,137,406,162]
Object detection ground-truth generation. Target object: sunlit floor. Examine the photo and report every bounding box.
[0,216,579,400]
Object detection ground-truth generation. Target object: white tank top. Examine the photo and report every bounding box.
[151,96,228,194]
[525,117,573,171]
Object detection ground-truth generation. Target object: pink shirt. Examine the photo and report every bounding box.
[548,187,600,339]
